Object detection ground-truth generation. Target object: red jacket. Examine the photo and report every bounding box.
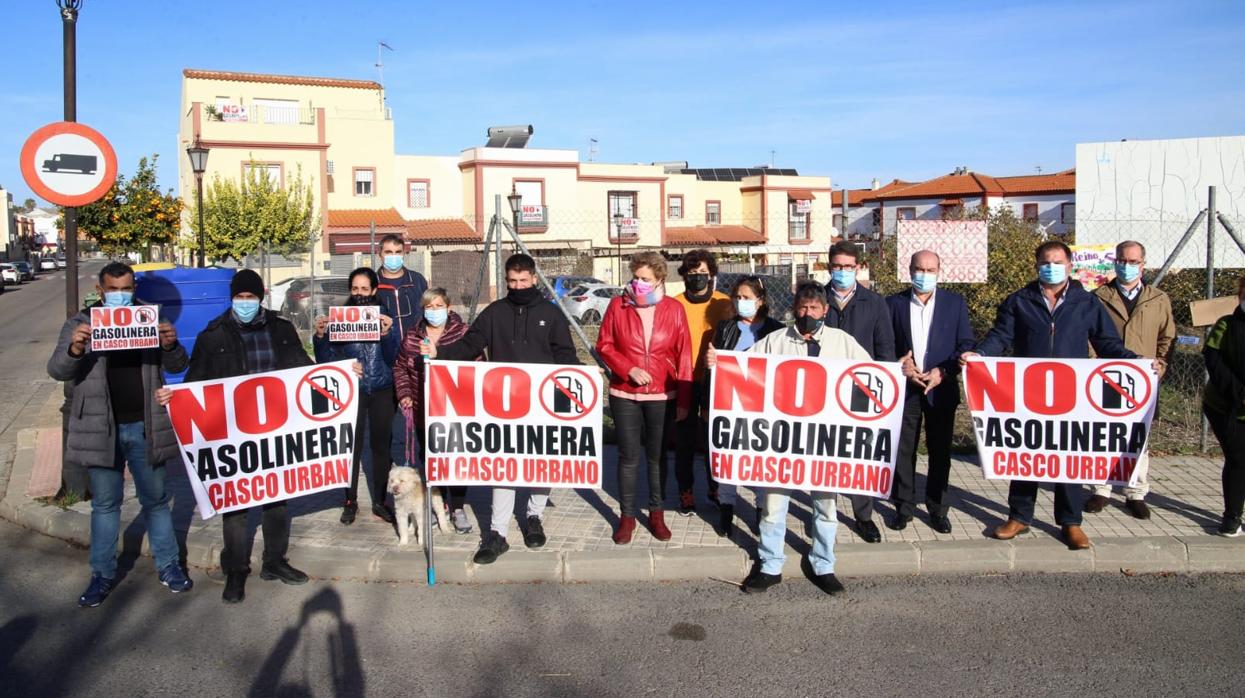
[596,295,693,409]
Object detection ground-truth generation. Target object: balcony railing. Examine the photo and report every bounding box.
[208,105,317,126]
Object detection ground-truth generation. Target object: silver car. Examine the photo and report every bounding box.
[562,283,623,325]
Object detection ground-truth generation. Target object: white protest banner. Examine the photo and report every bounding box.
[167,360,360,519]
[90,305,159,351]
[896,219,989,282]
[327,305,380,342]
[708,351,905,497]
[424,360,603,489]
[964,357,1156,485]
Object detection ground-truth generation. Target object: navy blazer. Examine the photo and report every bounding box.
[886,288,975,409]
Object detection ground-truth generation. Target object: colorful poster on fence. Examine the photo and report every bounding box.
[90,305,160,351]
[166,360,360,519]
[1071,244,1116,290]
[896,219,989,283]
[964,357,1156,485]
[424,360,604,489]
[326,305,381,342]
[707,351,906,497]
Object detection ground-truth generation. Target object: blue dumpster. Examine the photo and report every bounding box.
[135,266,234,384]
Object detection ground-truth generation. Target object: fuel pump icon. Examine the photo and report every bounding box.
[310,375,341,415]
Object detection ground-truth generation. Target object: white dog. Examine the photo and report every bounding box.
[387,467,447,546]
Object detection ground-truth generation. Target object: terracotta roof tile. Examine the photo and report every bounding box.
[663,227,718,246]
[995,170,1076,194]
[326,209,406,229]
[869,172,1004,201]
[183,69,382,91]
[407,219,480,242]
[665,225,765,245]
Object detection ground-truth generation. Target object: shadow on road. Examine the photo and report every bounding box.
[249,588,365,698]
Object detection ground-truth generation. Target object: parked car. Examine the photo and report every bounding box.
[542,275,606,301]
[280,276,350,330]
[0,264,20,285]
[55,256,67,269]
[562,284,623,325]
[38,258,57,271]
[12,262,34,282]
[266,275,302,311]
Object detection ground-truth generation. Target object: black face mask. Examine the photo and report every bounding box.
[684,274,711,294]
[795,314,823,335]
[508,286,542,305]
[348,294,378,306]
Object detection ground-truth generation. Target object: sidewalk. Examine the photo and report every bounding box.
[2,387,1243,584]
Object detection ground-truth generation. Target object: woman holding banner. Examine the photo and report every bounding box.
[596,251,693,545]
[1204,276,1245,537]
[392,288,475,534]
[705,276,785,537]
[313,268,400,526]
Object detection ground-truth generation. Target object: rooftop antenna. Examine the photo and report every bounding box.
[376,41,393,108]
[589,137,598,162]
[1035,165,1043,174]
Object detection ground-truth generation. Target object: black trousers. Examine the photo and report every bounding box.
[346,386,395,504]
[221,502,289,574]
[892,388,957,517]
[611,395,671,516]
[675,382,715,495]
[1206,405,1245,519]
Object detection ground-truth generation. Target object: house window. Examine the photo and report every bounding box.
[1023,203,1039,222]
[706,201,721,225]
[897,207,916,221]
[408,180,430,208]
[788,201,810,240]
[514,179,544,206]
[354,168,375,197]
[939,203,963,219]
[608,191,638,240]
[668,195,683,220]
[243,162,283,186]
[1061,202,1075,225]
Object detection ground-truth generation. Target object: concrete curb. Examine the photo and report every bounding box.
[5,427,1245,584]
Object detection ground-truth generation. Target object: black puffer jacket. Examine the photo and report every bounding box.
[439,290,580,365]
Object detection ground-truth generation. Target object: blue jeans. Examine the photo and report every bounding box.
[758,490,838,576]
[88,421,180,578]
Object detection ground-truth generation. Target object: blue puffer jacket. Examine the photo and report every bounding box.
[976,280,1136,359]
[313,307,400,394]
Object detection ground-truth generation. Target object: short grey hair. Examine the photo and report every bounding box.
[421,287,450,307]
[1116,240,1146,260]
[909,249,941,271]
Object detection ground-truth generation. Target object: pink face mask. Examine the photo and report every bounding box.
[628,279,663,306]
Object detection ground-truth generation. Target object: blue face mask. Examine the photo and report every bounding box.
[1038,263,1067,285]
[424,308,448,327]
[102,291,133,308]
[382,254,404,272]
[232,298,261,323]
[734,298,758,319]
[1115,262,1141,283]
[911,272,937,294]
[830,269,856,290]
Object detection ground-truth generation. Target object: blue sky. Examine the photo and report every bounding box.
[3,0,1243,206]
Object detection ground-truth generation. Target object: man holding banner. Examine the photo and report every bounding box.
[709,282,882,595]
[426,254,581,565]
[48,261,193,607]
[962,241,1137,550]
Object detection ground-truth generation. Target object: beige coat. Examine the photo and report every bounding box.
[1091,283,1176,364]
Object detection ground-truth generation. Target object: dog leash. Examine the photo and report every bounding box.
[421,338,436,587]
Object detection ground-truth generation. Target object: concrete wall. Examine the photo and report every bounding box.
[1075,136,1245,268]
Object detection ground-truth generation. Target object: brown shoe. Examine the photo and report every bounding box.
[1062,525,1091,550]
[1084,494,1108,513]
[992,519,1029,540]
[1125,499,1151,520]
[649,510,672,541]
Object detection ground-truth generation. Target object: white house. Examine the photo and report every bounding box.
[24,207,61,244]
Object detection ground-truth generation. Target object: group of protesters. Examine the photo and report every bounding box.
[49,230,1245,605]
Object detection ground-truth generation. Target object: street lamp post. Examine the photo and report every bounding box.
[186,141,209,267]
[57,0,83,317]
[612,212,623,285]
[506,190,523,298]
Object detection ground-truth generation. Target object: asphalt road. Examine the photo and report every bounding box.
[1,517,1242,697]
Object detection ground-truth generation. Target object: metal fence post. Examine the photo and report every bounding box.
[494,195,504,299]
[1202,186,1217,452]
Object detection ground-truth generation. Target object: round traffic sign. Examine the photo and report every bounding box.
[538,367,599,421]
[1084,361,1152,418]
[20,121,118,207]
[833,362,900,421]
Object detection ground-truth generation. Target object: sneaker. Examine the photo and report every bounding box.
[473,531,510,565]
[523,516,547,549]
[372,502,396,524]
[78,572,115,608]
[158,564,193,593]
[811,572,845,596]
[451,508,473,534]
[742,564,781,593]
[340,500,358,525]
[678,490,695,516]
[260,560,309,585]
[1218,516,1243,537]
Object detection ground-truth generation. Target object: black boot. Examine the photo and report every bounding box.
[222,573,246,604]
[717,504,734,537]
[340,500,358,525]
[260,560,309,585]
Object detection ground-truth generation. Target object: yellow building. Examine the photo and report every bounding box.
[178,69,836,290]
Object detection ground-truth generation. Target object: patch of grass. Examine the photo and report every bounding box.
[36,489,84,510]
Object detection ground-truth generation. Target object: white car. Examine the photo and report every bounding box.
[267,276,301,311]
[39,258,57,271]
[562,283,623,325]
[0,264,19,285]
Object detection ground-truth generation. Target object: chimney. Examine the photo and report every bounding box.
[870,178,880,190]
